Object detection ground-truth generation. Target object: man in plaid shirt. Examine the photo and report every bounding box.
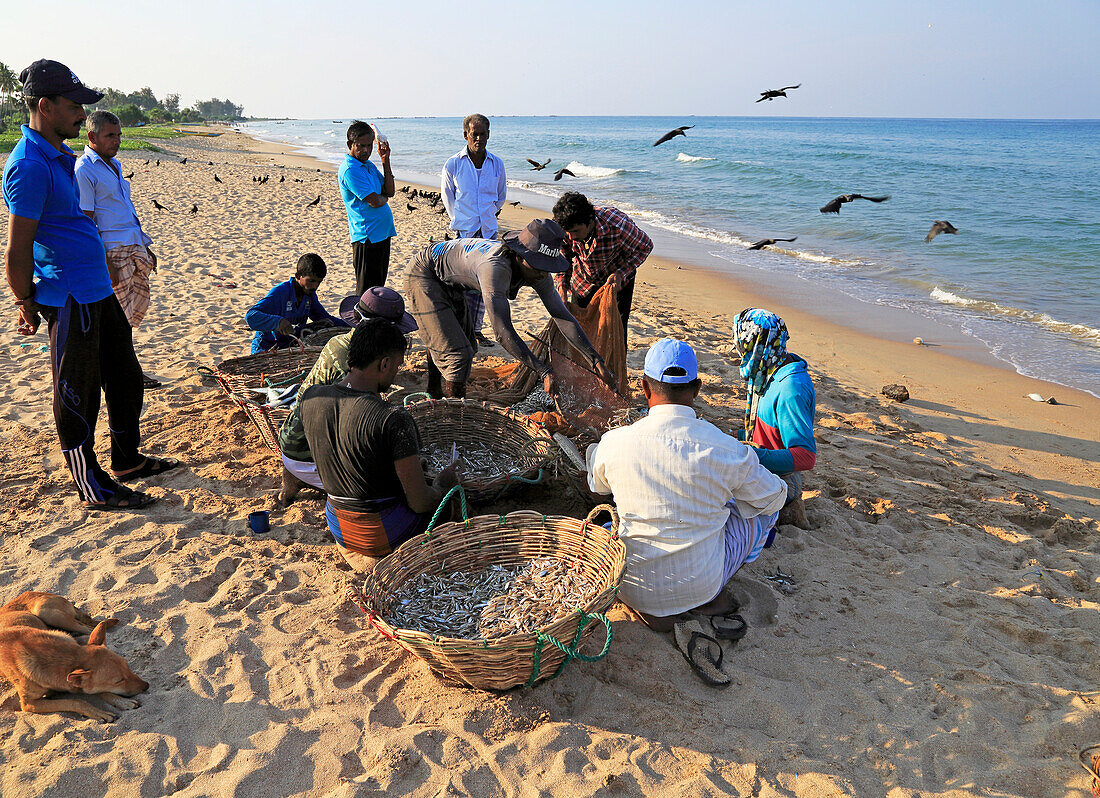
[552,192,653,344]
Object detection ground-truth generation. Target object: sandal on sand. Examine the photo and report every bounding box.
[114,456,183,482]
[673,619,731,687]
[707,613,749,642]
[85,489,156,513]
[142,375,162,390]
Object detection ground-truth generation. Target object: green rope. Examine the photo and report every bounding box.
[524,611,613,687]
[425,484,469,536]
[196,366,216,377]
[509,469,543,485]
[263,369,309,388]
[402,391,433,406]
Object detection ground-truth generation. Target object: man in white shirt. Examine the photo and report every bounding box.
[441,114,506,348]
[75,110,160,389]
[587,339,787,630]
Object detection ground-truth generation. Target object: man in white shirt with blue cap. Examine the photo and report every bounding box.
[586,338,787,633]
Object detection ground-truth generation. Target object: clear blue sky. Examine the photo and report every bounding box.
[4,0,1098,119]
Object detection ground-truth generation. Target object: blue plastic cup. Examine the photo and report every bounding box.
[248,510,270,534]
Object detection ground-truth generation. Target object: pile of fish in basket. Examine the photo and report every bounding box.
[355,504,626,690]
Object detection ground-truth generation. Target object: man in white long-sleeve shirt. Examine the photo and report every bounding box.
[587,339,787,630]
[441,114,506,347]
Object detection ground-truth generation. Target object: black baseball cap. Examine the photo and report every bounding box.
[501,218,570,273]
[20,60,103,105]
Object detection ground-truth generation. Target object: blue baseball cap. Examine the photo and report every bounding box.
[643,339,698,384]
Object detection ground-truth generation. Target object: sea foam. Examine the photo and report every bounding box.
[932,288,1100,344]
[676,152,716,163]
[563,161,626,179]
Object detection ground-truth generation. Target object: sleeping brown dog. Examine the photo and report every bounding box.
[0,591,118,635]
[0,593,147,722]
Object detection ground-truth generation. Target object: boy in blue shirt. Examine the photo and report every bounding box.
[245,253,349,353]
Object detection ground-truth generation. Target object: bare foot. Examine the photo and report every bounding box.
[278,467,309,507]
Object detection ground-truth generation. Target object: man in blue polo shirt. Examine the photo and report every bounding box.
[338,121,396,295]
[3,59,179,512]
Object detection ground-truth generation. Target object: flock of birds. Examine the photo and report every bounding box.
[520,83,958,249]
[132,156,327,214]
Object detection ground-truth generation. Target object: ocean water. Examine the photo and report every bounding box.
[241,116,1100,397]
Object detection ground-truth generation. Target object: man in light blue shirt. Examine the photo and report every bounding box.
[441,113,507,347]
[3,59,179,512]
[76,110,161,389]
[338,121,396,295]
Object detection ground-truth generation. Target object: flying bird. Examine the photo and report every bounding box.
[214,174,223,183]
[652,125,694,147]
[756,84,801,102]
[527,157,551,171]
[925,220,959,242]
[180,158,187,165]
[188,204,198,215]
[152,199,167,211]
[305,195,321,207]
[819,194,891,214]
[748,237,798,250]
[407,203,418,212]
[123,171,134,180]
[554,168,576,181]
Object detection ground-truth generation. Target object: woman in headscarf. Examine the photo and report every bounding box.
[733,308,817,527]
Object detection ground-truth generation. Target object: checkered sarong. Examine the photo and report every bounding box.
[106,244,155,327]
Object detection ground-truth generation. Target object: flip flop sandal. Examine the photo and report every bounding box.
[708,613,749,642]
[672,619,732,688]
[142,376,162,390]
[114,456,183,482]
[85,489,156,513]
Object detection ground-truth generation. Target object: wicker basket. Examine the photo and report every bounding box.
[211,346,322,401]
[239,402,292,455]
[353,497,625,690]
[405,396,557,503]
[299,325,352,348]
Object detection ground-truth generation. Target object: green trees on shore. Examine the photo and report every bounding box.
[0,58,245,132]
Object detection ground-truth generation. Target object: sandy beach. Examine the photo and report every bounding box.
[1,128,1098,797]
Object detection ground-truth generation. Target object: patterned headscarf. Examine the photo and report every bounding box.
[733,308,789,438]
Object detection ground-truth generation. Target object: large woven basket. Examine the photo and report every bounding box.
[210,346,322,401]
[404,396,557,503]
[353,497,625,690]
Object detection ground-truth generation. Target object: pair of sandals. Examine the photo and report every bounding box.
[672,612,749,688]
[85,456,183,513]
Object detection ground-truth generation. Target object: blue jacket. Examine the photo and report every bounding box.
[749,356,817,474]
[246,279,346,353]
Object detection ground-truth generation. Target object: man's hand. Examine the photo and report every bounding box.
[557,285,569,303]
[593,359,618,392]
[542,371,557,396]
[377,140,391,165]
[15,301,41,336]
[434,462,463,492]
[277,318,294,336]
[147,246,158,271]
[606,272,623,292]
